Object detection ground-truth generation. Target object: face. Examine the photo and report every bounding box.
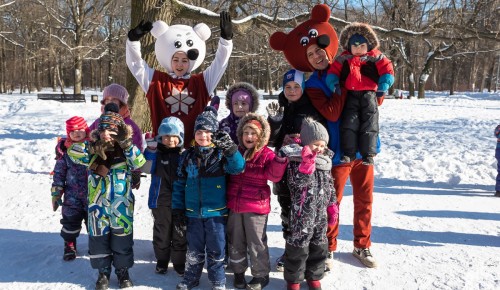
[171,52,190,77]
[284,81,302,102]
[161,135,180,148]
[242,127,259,149]
[232,100,250,118]
[69,130,86,142]
[194,130,212,146]
[351,43,368,56]
[306,44,330,71]
[99,129,116,142]
[308,140,327,154]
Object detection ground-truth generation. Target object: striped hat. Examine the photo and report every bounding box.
[98,103,123,133]
[66,116,89,139]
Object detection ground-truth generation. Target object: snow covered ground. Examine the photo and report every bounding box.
[0,90,499,290]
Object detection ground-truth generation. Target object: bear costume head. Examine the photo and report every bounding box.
[151,21,211,74]
[269,4,338,72]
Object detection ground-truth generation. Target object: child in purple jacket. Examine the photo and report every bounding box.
[226,113,288,290]
[51,116,89,261]
[494,125,500,197]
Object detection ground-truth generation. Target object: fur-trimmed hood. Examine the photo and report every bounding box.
[225,82,260,113]
[236,113,270,155]
[339,22,379,51]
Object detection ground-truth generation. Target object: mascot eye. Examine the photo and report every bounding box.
[174,41,182,48]
[309,29,319,38]
[300,36,309,46]
[186,39,194,47]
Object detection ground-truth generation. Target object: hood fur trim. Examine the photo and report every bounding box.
[225,82,260,113]
[340,22,379,51]
[237,113,270,159]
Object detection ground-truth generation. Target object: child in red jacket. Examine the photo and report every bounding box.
[326,22,394,165]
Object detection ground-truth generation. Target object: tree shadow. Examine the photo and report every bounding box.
[396,210,500,221]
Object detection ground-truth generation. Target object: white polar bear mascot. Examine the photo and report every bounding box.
[126,12,233,146]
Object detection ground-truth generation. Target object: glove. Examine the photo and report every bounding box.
[219,11,233,40]
[89,139,114,160]
[278,143,302,158]
[112,121,133,149]
[131,170,142,190]
[266,102,284,122]
[172,209,187,238]
[376,93,384,106]
[333,84,341,96]
[283,134,301,146]
[145,132,157,150]
[51,186,64,211]
[128,20,153,41]
[213,130,237,156]
[209,95,220,111]
[298,145,317,174]
[327,203,339,226]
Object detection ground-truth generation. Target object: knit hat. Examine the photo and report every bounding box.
[225,82,260,113]
[283,69,305,91]
[349,33,368,47]
[300,117,329,145]
[157,116,185,147]
[66,116,89,139]
[102,83,129,105]
[98,103,123,133]
[194,106,218,133]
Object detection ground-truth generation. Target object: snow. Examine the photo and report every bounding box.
[0,90,499,290]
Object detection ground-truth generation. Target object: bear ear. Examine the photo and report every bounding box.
[269,32,287,51]
[311,4,331,22]
[151,20,169,39]
[194,23,211,41]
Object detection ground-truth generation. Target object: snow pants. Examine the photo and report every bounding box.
[151,207,187,267]
[341,90,379,158]
[327,159,374,251]
[227,212,270,277]
[89,229,134,270]
[283,243,327,283]
[60,191,88,242]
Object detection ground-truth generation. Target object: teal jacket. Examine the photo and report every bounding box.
[172,145,245,218]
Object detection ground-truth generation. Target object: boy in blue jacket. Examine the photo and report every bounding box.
[172,106,245,290]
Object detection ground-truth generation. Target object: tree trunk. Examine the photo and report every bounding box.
[408,72,415,98]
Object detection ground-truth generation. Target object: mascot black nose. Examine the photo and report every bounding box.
[317,35,330,49]
[187,49,199,60]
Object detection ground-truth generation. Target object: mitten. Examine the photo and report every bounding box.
[89,139,114,160]
[145,132,157,150]
[327,203,339,226]
[209,95,220,110]
[112,121,133,149]
[278,143,302,158]
[219,11,233,40]
[266,102,284,122]
[51,186,64,211]
[172,209,187,238]
[131,170,142,189]
[494,125,500,138]
[376,94,384,106]
[333,84,341,96]
[298,145,317,174]
[213,130,237,156]
[283,134,301,146]
[128,20,153,41]
[376,91,385,98]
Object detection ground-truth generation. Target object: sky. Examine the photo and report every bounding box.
[0,90,499,290]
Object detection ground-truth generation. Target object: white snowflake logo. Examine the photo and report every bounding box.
[165,87,195,115]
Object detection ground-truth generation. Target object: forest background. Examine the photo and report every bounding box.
[0,0,499,131]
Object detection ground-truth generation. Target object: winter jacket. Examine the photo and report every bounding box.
[172,145,245,218]
[227,113,288,214]
[89,117,144,152]
[52,138,88,215]
[282,144,336,248]
[67,141,146,236]
[219,82,261,144]
[142,144,183,209]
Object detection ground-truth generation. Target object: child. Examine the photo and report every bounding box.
[126,12,233,146]
[219,82,260,144]
[68,103,146,290]
[326,22,394,165]
[172,106,245,290]
[141,116,187,276]
[494,125,500,197]
[51,116,90,261]
[279,118,338,290]
[226,113,288,290]
[266,69,328,272]
[89,83,144,189]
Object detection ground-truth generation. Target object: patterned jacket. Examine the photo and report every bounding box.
[68,141,146,236]
[172,146,245,218]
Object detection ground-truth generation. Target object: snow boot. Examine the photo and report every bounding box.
[233,272,246,289]
[173,263,185,277]
[155,260,168,274]
[307,280,321,290]
[324,251,334,272]
[276,254,285,272]
[352,247,378,268]
[95,271,110,290]
[246,275,269,290]
[116,268,133,288]
[63,240,77,261]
